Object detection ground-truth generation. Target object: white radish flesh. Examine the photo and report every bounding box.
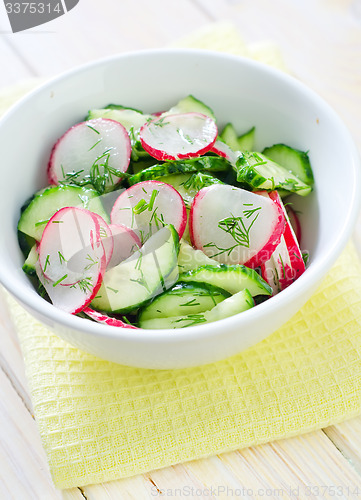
[48,118,131,192]
[139,112,218,161]
[82,307,139,329]
[38,207,106,286]
[189,184,285,267]
[35,259,103,314]
[110,180,187,243]
[261,235,293,294]
[107,224,141,269]
[211,139,238,165]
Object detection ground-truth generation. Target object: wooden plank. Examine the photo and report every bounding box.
[0,365,82,499]
[0,0,209,78]
[0,290,33,412]
[0,38,35,90]
[218,430,361,497]
[82,476,151,500]
[194,0,361,141]
[324,416,361,475]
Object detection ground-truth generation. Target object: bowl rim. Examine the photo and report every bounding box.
[1,47,360,343]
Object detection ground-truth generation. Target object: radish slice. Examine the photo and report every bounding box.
[91,213,114,267]
[286,205,302,244]
[260,255,280,294]
[260,191,306,292]
[48,118,131,193]
[211,139,238,165]
[189,184,285,267]
[35,259,104,314]
[38,207,106,286]
[261,235,294,294]
[267,191,306,280]
[82,307,139,329]
[139,112,218,161]
[111,180,187,243]
[107,224,141,269]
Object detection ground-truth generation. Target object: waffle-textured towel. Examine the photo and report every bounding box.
[3,24,361,489]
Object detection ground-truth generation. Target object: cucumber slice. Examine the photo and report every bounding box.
[160,173,222,209]
[219,123,239,151]
[130,157,158,175]
[237,126,255,151]
[178,239,218,272]
[162,95,216,121]
[86,107,153,162]
[262,143,314,185]
[140,288,254,329]
[234,151,312,196]
[128,156,231,185]
[17,185,109,241]
[138,281,230,322]
[106,104,144,113]
[179,264,272,297]
[91,225,180,314]
[220,124,255,152]
[18,230,36,258]
[86,108,151,132]
[22,244,38,277]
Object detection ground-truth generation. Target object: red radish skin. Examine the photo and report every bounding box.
[267,191,305,279]
[83,307,139,329]
[107,223,141,269]
[47,118,131,192]
[286,205,302,244]
[38,207,106,286]
[139,112,218,161]
[111,180,187,242]
[211,139,237,165]
[91,213,114,268]
[190,185,285,268]
[260,191,306,291]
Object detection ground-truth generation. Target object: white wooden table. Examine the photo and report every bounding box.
[1,1,361,498]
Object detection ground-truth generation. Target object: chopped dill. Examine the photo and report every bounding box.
[180,299,201,307]
[173,314,207,327]
[52,274,68,287]
[58,251,67,264]
[88,139,102,151]
[132,199,148,214]
[86,124,100,134]
[43,254,50,272]
[35,219,50,227]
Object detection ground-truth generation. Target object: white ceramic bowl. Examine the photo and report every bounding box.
[0,49,360,369]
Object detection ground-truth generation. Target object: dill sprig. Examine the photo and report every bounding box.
[173,314,207,328]
[52,274,68,287]
[180,298,201,307]
[204,205,261,258]
[58,251,67,264]
[59,148,130,194]
[84,253,99,271]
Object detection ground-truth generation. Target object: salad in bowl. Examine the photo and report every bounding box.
[18,94,313,330]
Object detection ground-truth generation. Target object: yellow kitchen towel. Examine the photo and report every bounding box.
[3,24,361,489]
